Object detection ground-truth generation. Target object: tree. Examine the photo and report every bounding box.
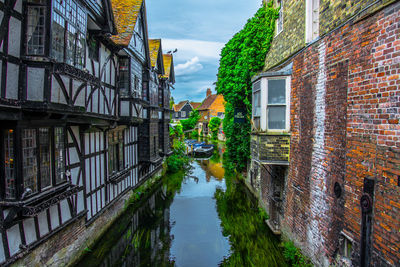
[180,109,200,132]
[216,2,277,172]
[209,117,222,140]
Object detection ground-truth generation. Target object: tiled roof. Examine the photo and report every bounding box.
[110,0,143,46]
[198,94,218,110]
[173,100,188,112]
[149,39,161,68]
[163,54,172,78]
[190,102,201,110]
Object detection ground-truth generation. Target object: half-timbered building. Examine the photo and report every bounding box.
[0,0,172,264]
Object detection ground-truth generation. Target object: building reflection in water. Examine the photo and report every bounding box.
[77,185,174,267]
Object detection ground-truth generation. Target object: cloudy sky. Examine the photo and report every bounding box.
[146,0,262,103]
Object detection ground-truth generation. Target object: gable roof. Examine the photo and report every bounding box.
[149,39,161,68]
[162,54,175,83]
[190,102,201,110]
[110,0,143,46]
[173,100,189,112]
[198,94,218,110]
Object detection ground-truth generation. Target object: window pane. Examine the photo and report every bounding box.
[119,58,130,96]
[52,12,65,62]
[27,6,46,55]
[54,128,65,184]
[268,106,286,129]
[39,128,51,189]
[253,91,261,116]
[23,129,38,193]
[4,129,15,199]
[268,79,286,104]
[75,32,85,69]
[66,24,76,65]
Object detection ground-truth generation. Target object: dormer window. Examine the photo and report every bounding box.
[305,0,319,43]
[276,0,283,35]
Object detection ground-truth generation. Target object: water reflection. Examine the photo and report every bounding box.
[75,142,286,267]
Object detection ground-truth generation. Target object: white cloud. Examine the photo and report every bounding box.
[175,57,203,76]
[162,39,224,61]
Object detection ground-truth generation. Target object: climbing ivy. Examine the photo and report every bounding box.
[216,1,277,172]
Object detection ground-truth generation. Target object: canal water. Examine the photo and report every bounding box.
[76,143,287,267]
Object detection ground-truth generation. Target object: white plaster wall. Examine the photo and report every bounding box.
[27,67,44,101]
[6,63,18,99]
[8,17,20,58]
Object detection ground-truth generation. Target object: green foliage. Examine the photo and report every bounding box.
[190,130,199,139]
[216,2,277,172]
[169,123,183,138]
[282,241,313,267]
[166,139,189,173]
[215,173,287,266]
[209,117,222,140]
[180,110,200,132]
[259,207,270,221]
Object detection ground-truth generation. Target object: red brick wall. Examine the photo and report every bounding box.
[283,2,400,266]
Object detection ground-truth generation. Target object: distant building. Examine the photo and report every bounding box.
[173,101,201,121]
[197,89,225,138]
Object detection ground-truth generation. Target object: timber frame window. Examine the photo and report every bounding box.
[51,0,87,68]
[1,127,66,200]
[22,127,66,194]
[26,0,47,55]
[275,0,283,35]
[108,129,124,175]
[119,58,130,96]
[305,0,319,43]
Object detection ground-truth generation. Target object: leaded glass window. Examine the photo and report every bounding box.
[108,130,124,175]
[21,127,66,196]
[119,58,130,96]
[4,129,15,199]
[54,127,65,184]
[26,5,46,55]
[39,128,51,189]
[51,0,86,68]
[23,129,38,193]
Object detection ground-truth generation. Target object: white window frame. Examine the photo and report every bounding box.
[275,0,283,36]
[252,80,262,130]
[181,111,186,117]
[305,0,319,43]
[254,76,290,132]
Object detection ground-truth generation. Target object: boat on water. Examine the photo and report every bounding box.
[193,144,214,157]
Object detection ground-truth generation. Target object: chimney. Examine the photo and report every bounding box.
[206,88,212,97]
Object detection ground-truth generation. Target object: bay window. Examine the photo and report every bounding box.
[26,0,46,55]
[51,0,86,68]
[108,130,124,175]
[252,76,290,132]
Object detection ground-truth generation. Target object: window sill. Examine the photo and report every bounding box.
[0,183,81,227]
[108,169,131,184]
